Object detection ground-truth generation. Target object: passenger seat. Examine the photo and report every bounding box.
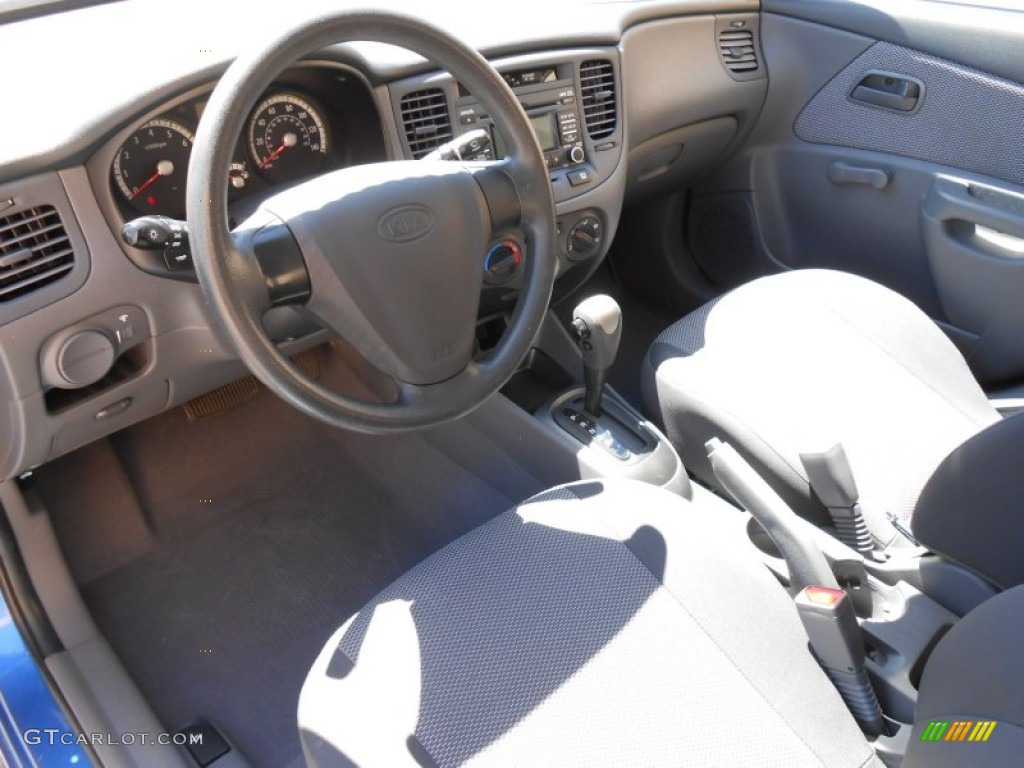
[642,269,1024,590]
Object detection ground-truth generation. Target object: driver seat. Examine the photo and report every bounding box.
[297,480,1024,766]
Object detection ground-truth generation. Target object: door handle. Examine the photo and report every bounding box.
[850,71,923,112]
[827,161,890,190]
[924,178,1024,242]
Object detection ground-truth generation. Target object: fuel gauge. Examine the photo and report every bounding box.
[228,160,251,198]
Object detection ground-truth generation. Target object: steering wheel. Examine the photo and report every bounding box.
[186,11,557,433]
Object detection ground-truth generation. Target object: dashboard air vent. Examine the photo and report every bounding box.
[0,204,75,303]
[399,88,453,159]
[579,60,617,140]
[718,28,759,77]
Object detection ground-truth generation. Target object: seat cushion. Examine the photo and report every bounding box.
[643,269,998,528]
[298,479,880,768]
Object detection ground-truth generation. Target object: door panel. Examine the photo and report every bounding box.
[692,1,1024,386]
[793,41,1024,187]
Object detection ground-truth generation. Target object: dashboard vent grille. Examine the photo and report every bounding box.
[0,205,75,303]
[579,60,617,140]
[718,28,759,76]
[400,88,453,159]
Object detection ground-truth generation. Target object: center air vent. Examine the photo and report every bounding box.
[717,21,762,80]
[0,204,75,303]
[579,60,617,140]
[399,88,453,159]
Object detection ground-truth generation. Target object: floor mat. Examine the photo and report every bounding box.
[40,350,525,767]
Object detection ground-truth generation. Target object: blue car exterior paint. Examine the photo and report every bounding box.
[0,591,90,767]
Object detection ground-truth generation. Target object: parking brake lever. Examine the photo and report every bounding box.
[707,438,885,737]
[706,438,837,592]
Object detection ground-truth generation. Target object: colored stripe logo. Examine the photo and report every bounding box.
[921,720,997,742]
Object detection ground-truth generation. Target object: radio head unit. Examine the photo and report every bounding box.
[455,71,586,172]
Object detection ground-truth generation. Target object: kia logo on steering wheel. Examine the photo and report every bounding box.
[377,205,435,243]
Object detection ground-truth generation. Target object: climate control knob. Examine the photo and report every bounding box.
[566,216,603,261]
[568,145,586,165]
[484,240,522,283]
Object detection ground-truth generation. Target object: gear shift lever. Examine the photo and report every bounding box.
[571,295,622,417]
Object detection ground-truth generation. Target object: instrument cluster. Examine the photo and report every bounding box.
[108,65,386,220]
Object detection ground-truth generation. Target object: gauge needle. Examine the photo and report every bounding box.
[130,159,175,200]
[259,132,297,169]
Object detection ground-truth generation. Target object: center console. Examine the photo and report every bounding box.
[386,48,626,315]
[387,49,677,491]
[452,65,588,178]
[473,300,690,499]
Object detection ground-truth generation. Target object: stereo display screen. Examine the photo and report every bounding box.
[529,113,558,151]
[493,112,559,159]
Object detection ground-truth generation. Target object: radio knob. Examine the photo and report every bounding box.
[568,146,585,164]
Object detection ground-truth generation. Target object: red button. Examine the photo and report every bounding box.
[803,586,846,607]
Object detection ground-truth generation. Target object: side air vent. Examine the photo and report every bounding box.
[579,60,617,140]
[399,88,453,159]
[0,204,75,303]
[717,24,761,80]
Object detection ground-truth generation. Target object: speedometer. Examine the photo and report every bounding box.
[247,93,329,184]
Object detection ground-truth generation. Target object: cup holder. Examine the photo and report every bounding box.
[746,516,783,558]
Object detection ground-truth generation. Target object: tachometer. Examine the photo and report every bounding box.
[248,93,329,184]
[113,118,194,217]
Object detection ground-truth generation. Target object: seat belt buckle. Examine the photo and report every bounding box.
[795,586,864,670]
[795,585,887,737]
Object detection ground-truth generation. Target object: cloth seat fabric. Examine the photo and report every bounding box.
[906,583,1024,767]
[642,269,999,530]
[298,479,881,768]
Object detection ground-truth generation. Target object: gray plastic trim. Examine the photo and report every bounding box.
[0,480,188,767]
[0,166,332,480]
[621,15,766,156]
[860,580,957,726]
[922,175,1024,382]
[0,0,758,185]
[763,0,1024,85]
[795,41,1024,188]
[443,311,689,498]
[380,48,628,296]
[385,47,625,206]
[0,172,91,328]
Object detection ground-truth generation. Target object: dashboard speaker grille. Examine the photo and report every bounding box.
[400,88,453,159]
[718,28,759,76]
[0,204,75,303]
[579,60,617,140]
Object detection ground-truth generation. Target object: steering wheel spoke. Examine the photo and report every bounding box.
[230,211,311,311]
[467,160,523,234]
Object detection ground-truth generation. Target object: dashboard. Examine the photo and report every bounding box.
[106,64,387,223]
[93,62,387,279]
[0,0,767,481]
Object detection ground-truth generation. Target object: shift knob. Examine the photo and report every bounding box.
[572,295,622,417]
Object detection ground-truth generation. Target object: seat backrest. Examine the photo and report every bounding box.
[912,412,1024,590]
